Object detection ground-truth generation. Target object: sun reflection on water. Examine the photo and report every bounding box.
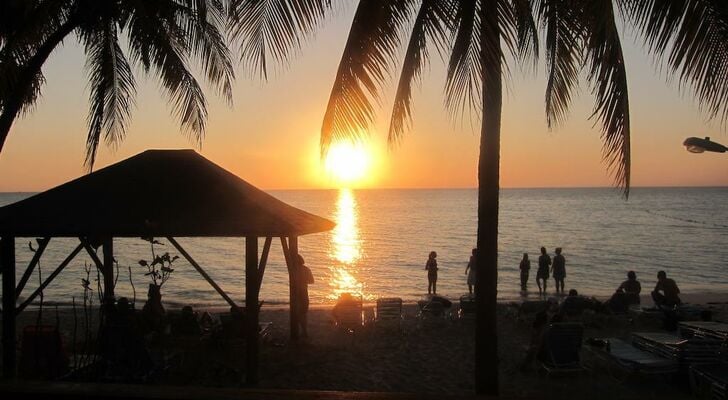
[328,188,366,300]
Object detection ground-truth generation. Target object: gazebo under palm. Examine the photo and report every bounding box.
[0,149,334,383]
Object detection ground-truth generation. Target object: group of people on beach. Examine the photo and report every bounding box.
[518,247,567,295]
[425,247,684,311]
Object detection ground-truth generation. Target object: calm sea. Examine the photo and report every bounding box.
[1,187,727,307]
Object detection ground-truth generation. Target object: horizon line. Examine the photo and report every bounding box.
[3,184,727,194]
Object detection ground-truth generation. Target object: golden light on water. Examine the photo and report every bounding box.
[328,188,365,300]
[324,142,371,186]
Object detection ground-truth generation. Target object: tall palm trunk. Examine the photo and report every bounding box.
[475,0,501,395]
[0,20,78,153]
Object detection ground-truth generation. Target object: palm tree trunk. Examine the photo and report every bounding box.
[475,0,501,396]
[0,19,78,154]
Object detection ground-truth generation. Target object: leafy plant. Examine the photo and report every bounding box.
[138,237,177,287]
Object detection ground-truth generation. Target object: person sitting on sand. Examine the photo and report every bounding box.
[465,248,477,295]
[425,251,438,295]
[560,289,604,317]
[519,253,530,291]
[536,247,551,295]
[618,271,642,302]
[332,293,358,321]
[651,270,681,308]
[606,271,642,313]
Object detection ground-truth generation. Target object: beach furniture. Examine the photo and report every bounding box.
[333,296,364,334]
[417,295,452,321]
[632,332,723,366]
[680,321,728,342]
[690,363,728,400]
[585,338,679,376]
[458,295,476,321]
[538,322,585,375]
[375,297,403,330]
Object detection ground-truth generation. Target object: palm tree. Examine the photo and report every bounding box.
[0,0,234,168]
[310,0,728,395]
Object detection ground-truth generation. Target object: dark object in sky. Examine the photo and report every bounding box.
[0,149,335,237]
[683,137,728,153]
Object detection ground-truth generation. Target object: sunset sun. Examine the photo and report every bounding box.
[324,142,371,185]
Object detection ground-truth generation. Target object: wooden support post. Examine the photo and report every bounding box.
[17,242,84,314]
[102,237,114,302]
[167,237,238,309]
[245,236,259,385]
[16,237,50,299]
[280,237,298,340]
[1,236,16,379]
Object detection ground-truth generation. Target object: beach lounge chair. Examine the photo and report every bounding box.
[538,323,585,374]
[458,295,476,321]
[690,363,728,400]
[417,295,452,321]
[375,297,403,330]
[586,338,679,376]
[333,295,364,334]
[632,331,723,366]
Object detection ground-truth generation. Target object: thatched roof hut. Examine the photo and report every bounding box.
[0,149,334,384]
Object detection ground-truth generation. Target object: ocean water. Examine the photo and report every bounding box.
[1,187,727,307]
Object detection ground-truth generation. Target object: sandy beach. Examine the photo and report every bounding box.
[4,291,727,398]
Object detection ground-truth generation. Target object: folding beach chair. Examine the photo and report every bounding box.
[333,296,364,334]
[538,323,585,375]
[417,295,452,322]
[458,295,476,321]
[593,338,679,375]
[375,297,403,330]
[690,363,728,400]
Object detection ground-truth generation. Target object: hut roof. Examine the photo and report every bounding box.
[0,149,335,237]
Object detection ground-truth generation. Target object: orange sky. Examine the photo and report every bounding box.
[0,6,726,192]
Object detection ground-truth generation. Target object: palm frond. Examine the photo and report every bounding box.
[539,0,584,128]
[125,1,208,143]
[624,0,728,123]
[178,0,236,104]
[583,0,631,196]
[445,0,481,118]
[510,0,539,65]
[230,0,332,79]
[81,21,137,169]
[320,0,414,155]
[388,0,453,144]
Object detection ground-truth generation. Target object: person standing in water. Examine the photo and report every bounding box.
[465,248,477,295]
[551,247,566,294]
[425,251,438,295]
[519,253,531,291]
[536,247,551,295]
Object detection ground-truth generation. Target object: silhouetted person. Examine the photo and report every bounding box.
[537,247,551,295]
[607,271,642,313]
[618,271,642,304]
[651,270,681,308]
[332,292,358,321]
[425,251,438,295]
[519,253,530,291]
[297,254,315,338]
[172,305,200,336]
[551,247,566,294]
[465,248,477,295]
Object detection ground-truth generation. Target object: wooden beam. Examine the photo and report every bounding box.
[17,242,84,314]
[16,237,50,299]
[280,237,298,340]
[79,237,103,268]
[245,236,259,385]
[257,237,272,290]
[2,236,16,378]
[166,237,237,309]
[102,237,114,302]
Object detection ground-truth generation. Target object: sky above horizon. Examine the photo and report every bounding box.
[0,5,726,192]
